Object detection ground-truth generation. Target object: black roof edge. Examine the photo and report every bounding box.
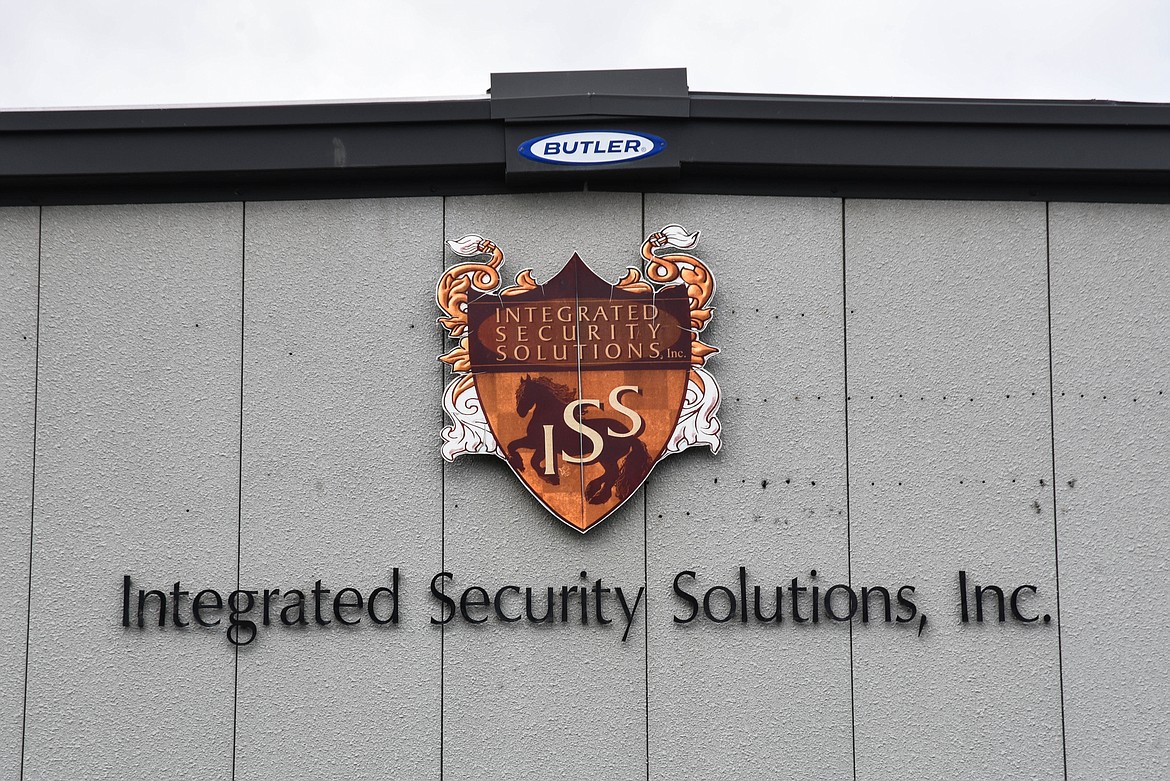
[491,68,689,119]
[689,92,1170,126]
[7,89,1167,133]
[2,68,1169,205]
[0,97,492,133]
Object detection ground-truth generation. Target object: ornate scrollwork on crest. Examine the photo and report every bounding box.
[436,224,722,465]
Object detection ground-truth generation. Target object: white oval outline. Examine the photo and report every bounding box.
[518,130,667,166]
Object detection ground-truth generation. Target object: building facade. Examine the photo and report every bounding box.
[1,69,1167,780]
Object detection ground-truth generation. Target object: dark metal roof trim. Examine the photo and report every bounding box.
[1,69,1168,205]
[689,92,1170,126]
[490,68,689,119]
[0,97,491,132]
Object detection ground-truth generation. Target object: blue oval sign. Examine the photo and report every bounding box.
[518,130,667,166]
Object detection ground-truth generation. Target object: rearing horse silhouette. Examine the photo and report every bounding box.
[508,375,650,505]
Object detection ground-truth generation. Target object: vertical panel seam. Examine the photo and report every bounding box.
[842,198,858,781]
[231,201,246,781]
[18,205,43,781]
[439,195,446,781]
[1045,201,1070,781]
[641,193,650,781]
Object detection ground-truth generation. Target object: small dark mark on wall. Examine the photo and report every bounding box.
[846,389,1156,402]
[1031,500,1042,514]
[761,479,768,489]
[1067,478,1077,488]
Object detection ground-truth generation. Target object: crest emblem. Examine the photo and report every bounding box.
[437,225,721,532]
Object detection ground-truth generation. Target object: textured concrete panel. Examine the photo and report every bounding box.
[1049,202,1170,779]
[24,203,242,780]
[846,200,1063,781]
[644,194,852,780]
[442,193,647,781]
[235,198,443,780]
[0,207,39,778]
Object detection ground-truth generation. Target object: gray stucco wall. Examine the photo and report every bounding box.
[2,195,1166,780]
[1,206,38,781]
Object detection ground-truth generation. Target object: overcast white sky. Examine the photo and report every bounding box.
[2,0,1168,109]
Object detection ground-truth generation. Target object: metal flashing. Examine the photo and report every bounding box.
[489,68,689,119]
[1,68,1169,205]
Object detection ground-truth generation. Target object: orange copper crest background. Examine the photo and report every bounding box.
[437,226,720,532]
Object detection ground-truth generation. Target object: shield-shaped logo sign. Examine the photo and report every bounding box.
[437,225,721,532]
